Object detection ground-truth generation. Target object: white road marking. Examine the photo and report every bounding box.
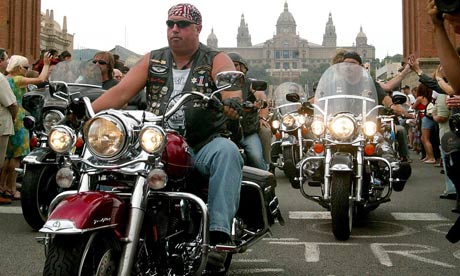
[289,211,450,221]
[228,268,285,274]
[391,212,449,221]
[269,241,359,262]
[370,243,455,268]
[0,206,22,214]
[233,259,270,263]
[289,211,331,219]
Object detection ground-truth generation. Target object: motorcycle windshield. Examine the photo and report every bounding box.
[314,63,379,120]
[273,82,307,115]
[48,60,102,86]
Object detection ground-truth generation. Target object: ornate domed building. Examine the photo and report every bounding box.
[210,1,375,86]
[40,9,73,54]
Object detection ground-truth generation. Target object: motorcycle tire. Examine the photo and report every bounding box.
[283,146,300,189]
[330,172,353,241]
[21,164,60,231]
[43,232,120,276]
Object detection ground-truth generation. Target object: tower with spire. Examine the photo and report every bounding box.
[356,26,368,47]
[207,27,218,49]
[237,14,252,47]
[322,12,337,47]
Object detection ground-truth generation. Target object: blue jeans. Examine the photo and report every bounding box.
[441,146,457,194]
[191,137,243,235]
[240,133,267,170]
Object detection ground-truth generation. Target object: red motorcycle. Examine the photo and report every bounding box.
[38,71,283,275]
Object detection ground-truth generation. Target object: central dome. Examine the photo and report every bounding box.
[277,2,296,26]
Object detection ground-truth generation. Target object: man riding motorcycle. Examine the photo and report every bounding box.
[341,52,412,164]
[92,3,242,269]
[228,52,269,170]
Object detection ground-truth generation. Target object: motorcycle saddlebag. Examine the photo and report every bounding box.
[241,166,282,226]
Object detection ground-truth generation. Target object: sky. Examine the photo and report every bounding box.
[41,0,403,60]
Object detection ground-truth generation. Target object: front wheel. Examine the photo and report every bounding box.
[330,172,353,241]
[43,232,120,276]
[282,145,300,188]
[21,164,60,231]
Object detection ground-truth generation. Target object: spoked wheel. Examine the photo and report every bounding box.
[330,172,353,241]
[21,165,60,231]
[43,232,120,276]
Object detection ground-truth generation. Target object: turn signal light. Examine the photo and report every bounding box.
[30,136,38,148]
[301,126,308,136]
[364,144,375,156]
[275,131,281,140]
[75,137,84,148]
[313,142,324,154]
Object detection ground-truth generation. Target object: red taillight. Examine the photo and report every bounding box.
[313,142,324,154]
[364,144,375,156]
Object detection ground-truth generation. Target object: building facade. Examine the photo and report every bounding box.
[0,0,41,62]
[208,2,376,86]
[40,9,74,54]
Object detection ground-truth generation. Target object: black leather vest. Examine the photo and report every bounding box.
[146,43,225,149]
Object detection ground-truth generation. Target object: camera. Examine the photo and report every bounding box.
[435,0,460,15]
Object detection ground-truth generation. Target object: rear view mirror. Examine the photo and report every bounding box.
[286,93,300,103]
[215,71,245,89]
[250,80,267,91]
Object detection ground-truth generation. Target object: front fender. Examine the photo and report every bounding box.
[40,192,127,234]
[23,148,58,164]
[330,152,353,172]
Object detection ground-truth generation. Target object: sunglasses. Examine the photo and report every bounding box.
[92,60,107,65]
[166,20,194,29]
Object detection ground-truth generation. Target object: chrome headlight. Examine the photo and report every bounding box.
[48,126,76,153]
[85,116,126,159]
[282,114,296,128]
[139,126,166,154]
[363,121,378,137]
[329,115,356,140]
[43,110,65,133]
[311,120,325,136]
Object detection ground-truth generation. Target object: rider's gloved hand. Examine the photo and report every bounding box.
[222,97,242,120]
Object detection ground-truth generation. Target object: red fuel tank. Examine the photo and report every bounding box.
[162,132,193,180]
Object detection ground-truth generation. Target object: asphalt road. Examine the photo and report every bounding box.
[0,151,459,275]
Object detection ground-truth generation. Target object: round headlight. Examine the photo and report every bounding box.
[330,115,356,140]
[311,120,325,136]
[85,117,125,158]
[48,126,75,153]
[282,114,296,128]
[43,110,65,133]
[363,121,378,137]
[139,126,166,154]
